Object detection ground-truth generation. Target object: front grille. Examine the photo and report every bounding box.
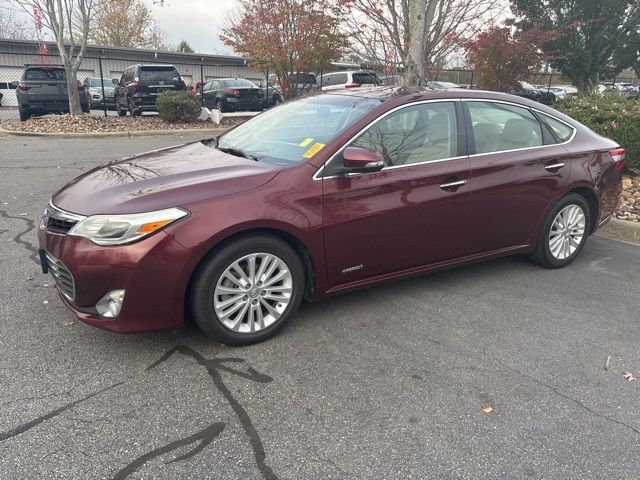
[47,217,77,233]
[42,203,84,234]
[44,251,75,301]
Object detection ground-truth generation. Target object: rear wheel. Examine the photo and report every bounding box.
[19,108,30,121]
[189,235,305,345]
[116,98,127,116]
[528,193,591,268]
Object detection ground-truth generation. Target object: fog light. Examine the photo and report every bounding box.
[96,290,125,318]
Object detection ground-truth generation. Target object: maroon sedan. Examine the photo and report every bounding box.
[38,87,624,345]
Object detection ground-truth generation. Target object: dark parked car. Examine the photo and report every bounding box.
[83,76,118,109]
[509,80,556,105]
[201,78,264,112]
[38,88,624,345]
[115,64,186,116]
[17,65,89,121]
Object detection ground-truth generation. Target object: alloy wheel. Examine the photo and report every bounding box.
[213,253,293,333]
[548,204,586,260]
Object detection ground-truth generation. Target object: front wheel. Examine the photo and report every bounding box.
[189,235,305,345]
[528,193,591,268]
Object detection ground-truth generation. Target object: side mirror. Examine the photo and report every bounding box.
[342,146,385,173]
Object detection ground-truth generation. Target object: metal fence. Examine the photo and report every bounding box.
[1,47,638,123]
[0,49,267,122]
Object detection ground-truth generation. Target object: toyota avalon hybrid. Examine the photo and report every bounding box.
[38,87,624,345]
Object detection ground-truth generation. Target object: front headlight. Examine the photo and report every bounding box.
[67,207,188,245]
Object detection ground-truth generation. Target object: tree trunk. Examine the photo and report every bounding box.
[63,61,83,115]
[405,0,428,87]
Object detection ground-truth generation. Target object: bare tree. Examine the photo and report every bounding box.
[15,0,106,115]
[344,0,504,85]
[0,7,34,39]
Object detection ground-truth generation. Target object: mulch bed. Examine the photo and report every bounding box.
[1,114,246,134]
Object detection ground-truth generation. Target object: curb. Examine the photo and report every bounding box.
[0,125,229,139]
[595,217,640,246]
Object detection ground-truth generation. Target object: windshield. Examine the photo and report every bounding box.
[88,78,113,87]
[217,94,381,165]
[139,66,180,82]
[224,79,257,88]
[25,68,66,81]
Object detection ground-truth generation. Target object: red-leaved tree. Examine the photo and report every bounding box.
[463,24,556,91]
[221,0,347,98]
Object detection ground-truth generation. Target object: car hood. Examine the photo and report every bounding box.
[52,141,282,216]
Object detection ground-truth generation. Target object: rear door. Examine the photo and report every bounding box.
[322,100,471,287]
[463,100,573,253]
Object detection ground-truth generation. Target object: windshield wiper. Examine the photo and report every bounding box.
[218,146,259,162]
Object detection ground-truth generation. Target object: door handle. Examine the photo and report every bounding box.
[545,162,565,171]
[439,180,467,190]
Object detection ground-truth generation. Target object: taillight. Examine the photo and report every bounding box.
[345,83,361,88]
[610,148,625,170]
[18,82,42,91]
[131,81,141,91]
[225,88,240,96]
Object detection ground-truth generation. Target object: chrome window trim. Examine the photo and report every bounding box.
[48,201,86,223]
[312,97,578,181]
[312,98,463,181]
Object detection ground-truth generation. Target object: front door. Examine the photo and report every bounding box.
[322,101,471,288]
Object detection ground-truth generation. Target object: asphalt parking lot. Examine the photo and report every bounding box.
[1,134,639,479]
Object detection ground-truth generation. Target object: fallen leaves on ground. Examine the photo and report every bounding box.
[2,114,244,134]
[482,405,493,413]
[623,372,637,382]
[43,300,49,304]
[63,321,75,328]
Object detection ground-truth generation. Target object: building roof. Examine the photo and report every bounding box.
[0,37,247,64]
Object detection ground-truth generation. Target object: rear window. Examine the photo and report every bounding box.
[352,73,379,85]
[138,66,180,82]
[223,79,257,88]
[25,68,66,81]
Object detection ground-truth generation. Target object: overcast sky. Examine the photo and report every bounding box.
[0,0,238,54]
[148,0,237,54]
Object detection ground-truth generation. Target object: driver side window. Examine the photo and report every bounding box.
[351,102,458,167]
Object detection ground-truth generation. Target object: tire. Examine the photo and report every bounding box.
[19,108,30,121]
[116,98,127,116]
[217,99,227,113]
[189,235,305,345]
[528,193,591,269]
[82,104,90,113]
[273,95,282,106]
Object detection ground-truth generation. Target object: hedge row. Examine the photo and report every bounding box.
[555,94,640,170]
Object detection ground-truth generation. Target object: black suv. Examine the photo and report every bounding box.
[115,64,186,116]
[16,65,89,121]
[509,80,556,106]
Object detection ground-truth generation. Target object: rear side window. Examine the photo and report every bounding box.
[537,112,575,143]
[25,68,66,81]
[467,101,543,154]
[138,66,181,82]
[352,73,379,85]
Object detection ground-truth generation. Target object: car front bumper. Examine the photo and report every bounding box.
[37,226,193,333]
